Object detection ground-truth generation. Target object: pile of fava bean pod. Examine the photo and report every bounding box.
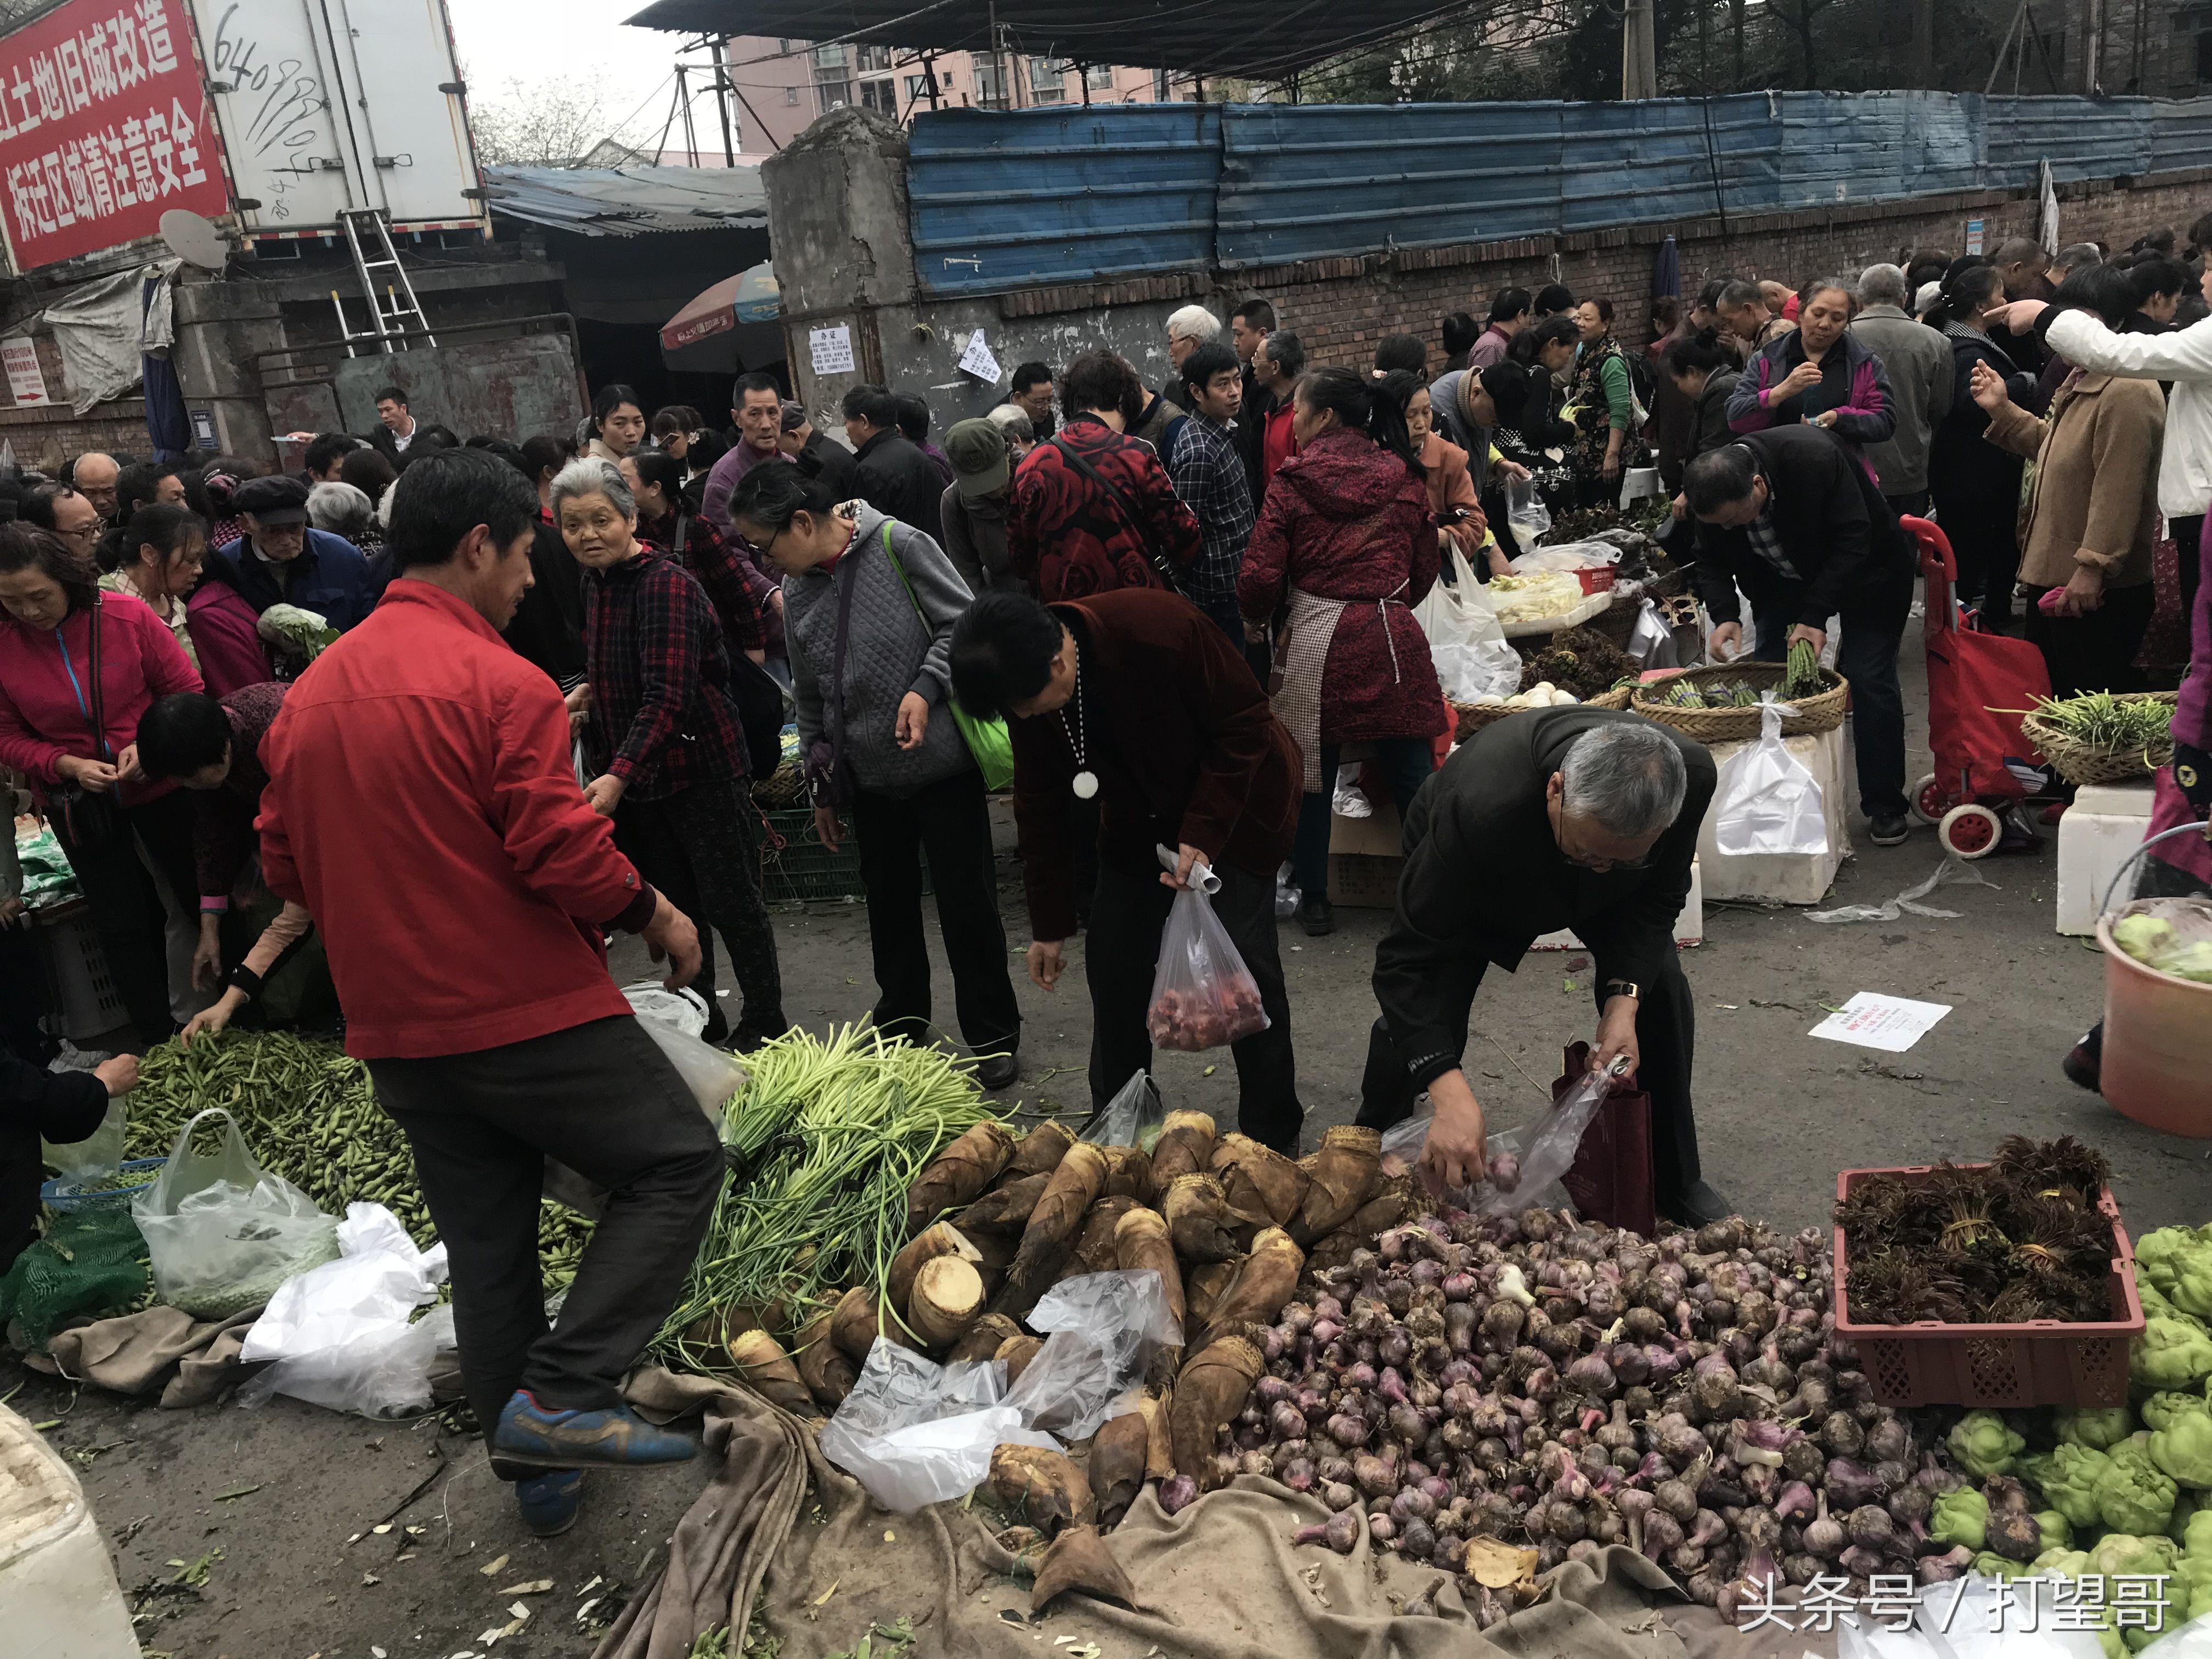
[120,1032,595,1288]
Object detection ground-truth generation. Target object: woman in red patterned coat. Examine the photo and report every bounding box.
[1006,351,1201,601]
[1241,366,1446,937]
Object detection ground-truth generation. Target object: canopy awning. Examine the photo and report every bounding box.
[661,262,781,352]
[622,1,1479,82]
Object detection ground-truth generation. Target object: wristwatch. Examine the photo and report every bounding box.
[1603,978,1641,1001]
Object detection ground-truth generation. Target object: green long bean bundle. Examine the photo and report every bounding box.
[120,1032,594,1286]
[657,1024,994,1370]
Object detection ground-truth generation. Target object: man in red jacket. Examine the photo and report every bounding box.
[258,448,715,1537]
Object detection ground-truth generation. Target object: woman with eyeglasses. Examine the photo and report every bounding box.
[0,522,204,1044]
[1358,712,1730,1232]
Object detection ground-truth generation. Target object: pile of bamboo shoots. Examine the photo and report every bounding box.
[723,1109,1421,1532]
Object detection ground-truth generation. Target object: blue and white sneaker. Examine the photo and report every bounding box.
[492,1390,697,1469]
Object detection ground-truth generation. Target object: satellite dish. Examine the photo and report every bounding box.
[160,209,230,270]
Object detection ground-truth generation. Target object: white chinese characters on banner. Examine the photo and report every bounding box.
[1,336,48,407]
[0,1,223,272]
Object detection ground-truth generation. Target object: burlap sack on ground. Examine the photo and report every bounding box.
[611,1366,1694,1659]
[30,1305,263,1405]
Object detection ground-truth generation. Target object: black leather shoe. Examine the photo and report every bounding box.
[1658,1180,1735,1228]
[975,1050,1020,1090]
[1300,897,1335,937]
[701,1006,731,1047]
[1869,814,1910,847]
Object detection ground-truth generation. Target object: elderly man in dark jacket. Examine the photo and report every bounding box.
[842,383,945,543]
[1685,426,1917,843]
[1362,709,1725,1226]
[216,475,377,630]
[949,587,1304,1154]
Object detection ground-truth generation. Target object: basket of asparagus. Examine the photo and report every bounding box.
[2019,691,2177,786]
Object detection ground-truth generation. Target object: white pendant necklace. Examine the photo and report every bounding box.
[1060,657,1098,799]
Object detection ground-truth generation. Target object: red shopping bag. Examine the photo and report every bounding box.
[1551,1041,1655,1235]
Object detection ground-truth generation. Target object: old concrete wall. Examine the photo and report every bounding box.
[765,108,1216,427]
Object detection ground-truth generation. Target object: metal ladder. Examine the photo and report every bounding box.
[330,208,436,356]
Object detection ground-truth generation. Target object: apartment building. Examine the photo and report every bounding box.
[720,35,1186,152]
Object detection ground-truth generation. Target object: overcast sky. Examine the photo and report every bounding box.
[447,0,687,146]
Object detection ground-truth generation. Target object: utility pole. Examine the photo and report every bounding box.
[2081,0,2103,89]
[1910,0,1934,85]
[988,2,1008,110]
[712,38,736,162]
[1622,0,1659,98]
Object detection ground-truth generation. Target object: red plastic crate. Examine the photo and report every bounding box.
[1831,1165,2142,1409]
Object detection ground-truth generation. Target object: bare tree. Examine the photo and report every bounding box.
[469,74,609,167]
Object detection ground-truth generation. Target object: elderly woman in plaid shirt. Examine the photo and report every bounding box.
[557,458,786,1051]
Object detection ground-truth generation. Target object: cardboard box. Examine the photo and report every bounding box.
[1695,723,1852,905]
[1326,803,1404,909]
[2056,780,2156,935]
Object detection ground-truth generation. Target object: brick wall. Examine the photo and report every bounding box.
[995,168,2212,364]
[0,331,147,473]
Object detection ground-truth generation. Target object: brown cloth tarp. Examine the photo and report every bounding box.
[601,1366,1701,1659]
[24,1305,262,1406]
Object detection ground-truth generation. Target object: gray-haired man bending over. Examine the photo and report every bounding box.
[1358,711,1730,1226]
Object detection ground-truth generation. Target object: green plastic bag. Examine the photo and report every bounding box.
[877,523,1017,791]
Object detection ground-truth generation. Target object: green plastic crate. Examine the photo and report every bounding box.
[758,808,931,905]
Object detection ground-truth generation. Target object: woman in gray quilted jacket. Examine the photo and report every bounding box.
[727,462,1021,1087]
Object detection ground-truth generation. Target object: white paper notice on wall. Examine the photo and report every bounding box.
[2,337,49,408]
[810,325,856,376]
[1807,992,1953,1054]
[958,328,1002,384]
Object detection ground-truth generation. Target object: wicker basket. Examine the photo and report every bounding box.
[2022,692,2177,786]
[1630,660,1849,743]
[1450,686,1633,743]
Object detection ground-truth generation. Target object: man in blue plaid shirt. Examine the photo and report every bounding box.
[1169,341,1259,654]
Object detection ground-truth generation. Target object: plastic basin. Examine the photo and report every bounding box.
[2097,914,2212,1137]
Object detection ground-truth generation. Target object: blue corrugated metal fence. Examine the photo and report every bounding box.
[909,92,2212,296]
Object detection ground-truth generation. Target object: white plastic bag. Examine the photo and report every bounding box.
[1144,856,1268,1052]
[1506,540,1621,577]
[1413,551,1523,703]
[235,1203,451,1418]
[132,1108,340,1320]
[1505,476,1551,552]
[1806,856,1998,924]
[1712,698,1829,858]
[43,1045,124,1177]
[623,981,747,1115]
[1082,1071,1163,1149]
[817,1340,1056,1514]
[1003,1269,1183,1439]
[1378,1065,1615,1215]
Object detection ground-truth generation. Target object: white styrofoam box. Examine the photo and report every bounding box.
[0,1401,138,1659]
[1696,723,1852,905]
[1532,859,1703,949]
[2056,780,2157,935]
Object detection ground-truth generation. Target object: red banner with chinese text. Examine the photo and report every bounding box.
[0,0,228,272]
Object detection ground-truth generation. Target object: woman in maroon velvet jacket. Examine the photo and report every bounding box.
[1240,366,1447,937]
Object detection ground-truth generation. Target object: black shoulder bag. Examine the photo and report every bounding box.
[1048,434,1183,593]
[679,512,786,778]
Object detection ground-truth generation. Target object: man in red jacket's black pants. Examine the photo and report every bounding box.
[258,449,715,1538]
